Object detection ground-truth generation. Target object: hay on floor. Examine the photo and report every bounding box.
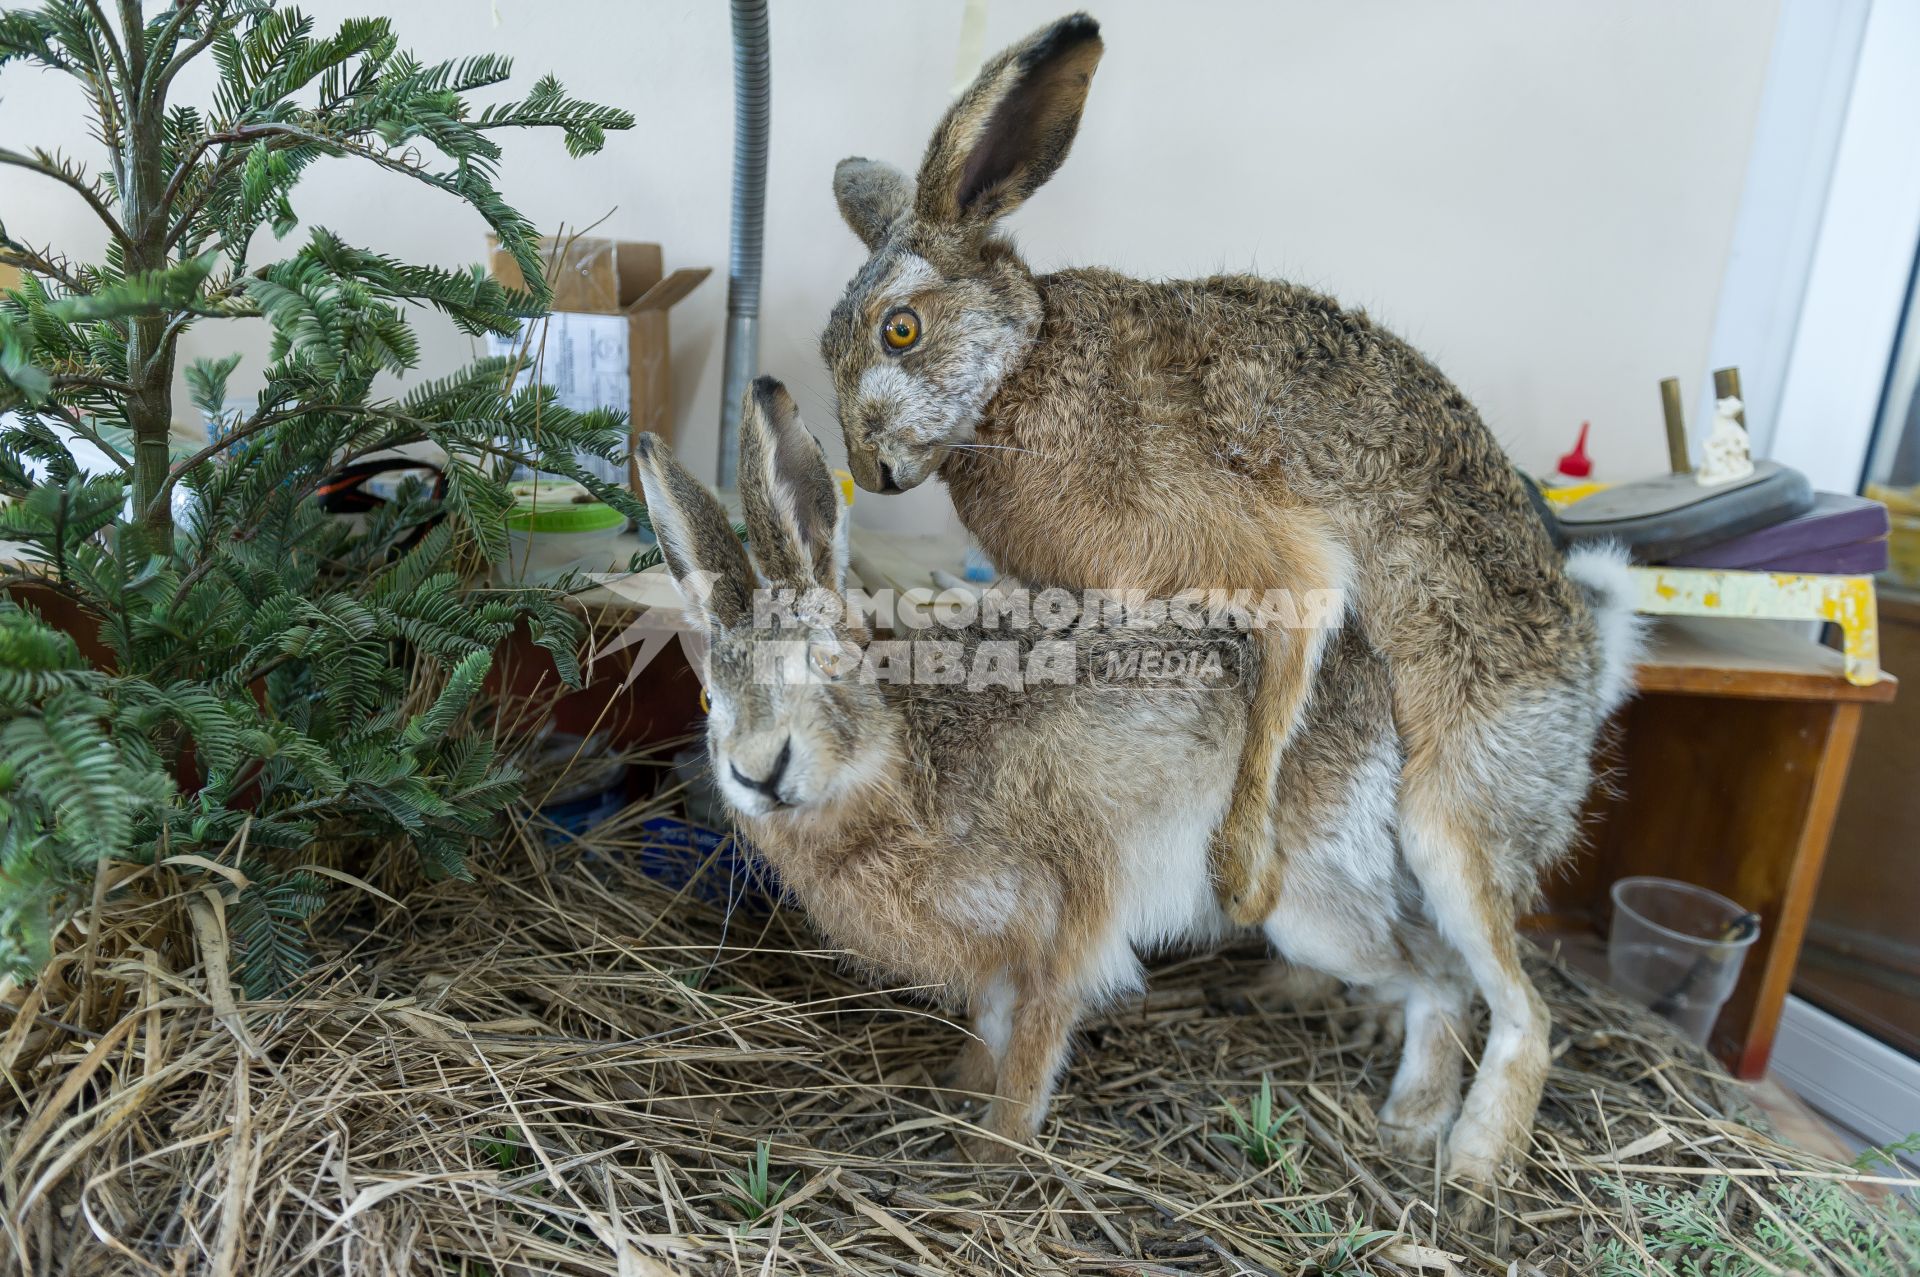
[4,776,1917,1276]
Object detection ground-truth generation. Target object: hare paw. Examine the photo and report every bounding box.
[941,1039,998,1103]
[1378,1091,1457,1159]
[1342,998,1404,1052]
[1211,824,1280,926]
[955,1104,1032,1164]
[1443,1101,1520,1185]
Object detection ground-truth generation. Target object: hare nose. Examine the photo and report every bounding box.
[877,461,902,493]
[730,738,792,800]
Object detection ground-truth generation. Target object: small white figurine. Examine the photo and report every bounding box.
[1696,395,1755,486]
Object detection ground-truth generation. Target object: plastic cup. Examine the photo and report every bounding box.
[1606,877,1760,1045]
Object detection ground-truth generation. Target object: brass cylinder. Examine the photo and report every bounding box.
[1660,377,1690,475]
[1712,366,1745,426]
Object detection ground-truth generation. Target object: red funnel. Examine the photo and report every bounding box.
[1558,421,1592,479]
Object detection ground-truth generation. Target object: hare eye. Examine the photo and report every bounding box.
[881,308,920,352]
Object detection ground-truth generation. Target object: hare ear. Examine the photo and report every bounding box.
[633,434,753,631]
[738,376,847,593]
[835,158,914,251]
[916,12,1103,229]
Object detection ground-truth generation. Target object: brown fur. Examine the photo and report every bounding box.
[819,14,1642,1186]
[637,380,1638,1186]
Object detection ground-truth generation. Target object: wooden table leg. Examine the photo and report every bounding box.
[1728,700,1862,1077]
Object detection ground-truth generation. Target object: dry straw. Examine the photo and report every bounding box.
[4,751,1917,1275]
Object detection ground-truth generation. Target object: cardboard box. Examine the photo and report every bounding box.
[0,261,21,291]
[487,237,708,491]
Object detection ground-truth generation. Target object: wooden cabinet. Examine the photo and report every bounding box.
[1531,617,1895,1078]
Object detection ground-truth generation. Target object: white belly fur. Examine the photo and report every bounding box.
[1080,768,1235,1004]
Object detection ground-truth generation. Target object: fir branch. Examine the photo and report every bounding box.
[155,133,223,233]
[27,400,134,474]
[473,74,635,157]
[0,10,72,72]
[0,146,129,245]
[49,372,135,396]
[141,397,348,522]
[77,0,130,91]
[142,0,223,105]
[49,250,219,323]
[0,230,89,296]
[158,120,300,245]
[114,0,141,90]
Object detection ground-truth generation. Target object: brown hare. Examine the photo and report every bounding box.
[818,13,1641,1188]
[636,378,1639,1195]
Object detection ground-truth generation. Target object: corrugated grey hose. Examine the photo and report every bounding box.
[716,0,770,490]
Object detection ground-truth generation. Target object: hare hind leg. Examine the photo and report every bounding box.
[1396,744,1550,1186]
[1378,975,1472,1157]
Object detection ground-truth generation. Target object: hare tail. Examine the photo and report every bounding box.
[1563,543,1646,720]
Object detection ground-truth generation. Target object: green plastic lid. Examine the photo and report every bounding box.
[505,479,626,534]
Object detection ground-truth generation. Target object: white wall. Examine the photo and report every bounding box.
[0,1,1780,536]
[1768,0,1920,494]
[1702,0,1871,464]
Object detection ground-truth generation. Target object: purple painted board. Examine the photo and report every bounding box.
[1709,538,1889,575]
[1665,493,1890,570]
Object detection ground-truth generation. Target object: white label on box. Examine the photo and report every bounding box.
[487,312,630,486]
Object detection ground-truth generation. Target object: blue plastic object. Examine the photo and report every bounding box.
[632,815,786,915]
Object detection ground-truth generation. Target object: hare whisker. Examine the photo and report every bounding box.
[944,442,1053,460]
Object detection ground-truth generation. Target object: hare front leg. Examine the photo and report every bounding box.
[958,972,1084,1159]
[1212,624,1297,922]
[1213,621,1336,925]
[1208,521,1348,927]
[944,973,1014,1099]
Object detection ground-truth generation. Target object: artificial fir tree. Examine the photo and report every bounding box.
[0,1,640,990]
